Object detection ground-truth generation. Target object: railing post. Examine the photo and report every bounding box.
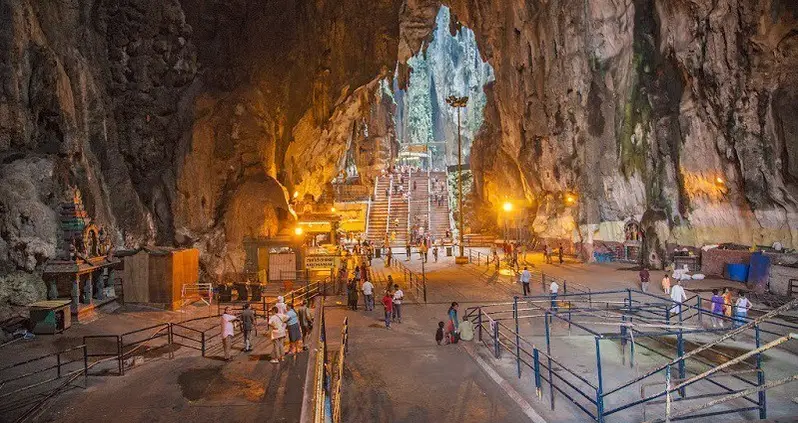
[493,320,500,359]
[756,324,767,419]
[477,308,483,342]
[596,337,605,423]
[563,280,567,295]
[514,296,521,378]
[533,348,542,398]
[57,352,62,378]
[697,296,703,324]
[201,332,206,357]
[117,336,124,376]
[545,311,554,410]
[677,329,686,397]
[626,288,632,312]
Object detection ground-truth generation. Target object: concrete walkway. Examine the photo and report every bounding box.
[35,322,308,423]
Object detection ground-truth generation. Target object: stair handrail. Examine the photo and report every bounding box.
[406,167,412,241]
[365,176,376,240]
[386,176,393,241]
[427,171,432,241]
[444,166,456,236]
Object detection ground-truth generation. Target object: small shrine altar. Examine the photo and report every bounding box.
[42,187,120,322]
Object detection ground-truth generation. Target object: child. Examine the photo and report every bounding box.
[435,321,445,345]
[710,289,724,328]
[382,291,393,329]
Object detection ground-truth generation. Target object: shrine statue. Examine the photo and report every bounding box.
[98,227,109,255]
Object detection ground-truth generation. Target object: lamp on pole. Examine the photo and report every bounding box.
[502,202,513,242]
[446,95,469,264]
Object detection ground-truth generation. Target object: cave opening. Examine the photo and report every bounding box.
[391,6,494,171]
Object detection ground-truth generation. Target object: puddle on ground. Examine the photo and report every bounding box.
[177,366,266,403]
[248,354,273,361]
[178,367,219,401]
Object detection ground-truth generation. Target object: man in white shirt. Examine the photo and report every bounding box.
[392,284,404,323]
[734,292,752,328]
[362,280,375,311]
[520,267,531,296]
[221,307,237,361]
[670,280,687,315]
[550,280,559,311]
[268,306,288,364]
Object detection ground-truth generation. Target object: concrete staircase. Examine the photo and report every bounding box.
[366,175,408,246]
[427,171,450,241]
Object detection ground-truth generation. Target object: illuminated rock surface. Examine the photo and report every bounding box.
[1,0,796,308]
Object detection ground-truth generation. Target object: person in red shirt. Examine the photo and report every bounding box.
[382,291,393,329]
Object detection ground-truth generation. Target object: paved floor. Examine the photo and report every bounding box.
[30,319,308,423]
[5,251,798,423]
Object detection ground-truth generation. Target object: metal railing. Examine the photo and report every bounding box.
[393,258,427,303]
[464,292,798,423]
[331,316,350,423]
[385,177,393,239]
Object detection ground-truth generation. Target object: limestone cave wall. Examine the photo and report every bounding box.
[2,0,796,311]
[446,0,798,263]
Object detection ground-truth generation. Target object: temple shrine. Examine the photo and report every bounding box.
[41,187,120,322]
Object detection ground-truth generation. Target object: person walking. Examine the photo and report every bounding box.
[362,278,374,311]
[433,245,439,262]
[268,306,288,363]
[558,244,564,264]
[445,302,459,344]
[670,280,687,316]
[386,246,392,267]
[710,289,724,328]
[240,303,255,352]
[285,303,303,355]
[639,267,650,292]
[734,292,752,328]
[549,279,559,311]
[493,251,500,271]
[392,284,404,323]
[382,291,393,329]
[405,242,411,261]
[661,273,671,294]
[296,299,314,337]
[722,288,733,318]
[221,307,237,361]
[544,243,551,264]
[520,266,531,296]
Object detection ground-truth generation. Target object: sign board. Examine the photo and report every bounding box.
[305,254,338,270]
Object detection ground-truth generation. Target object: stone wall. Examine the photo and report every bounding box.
[769,264,798,296]
[700,249,753,277]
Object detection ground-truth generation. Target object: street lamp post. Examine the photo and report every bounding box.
[446,95,469,264]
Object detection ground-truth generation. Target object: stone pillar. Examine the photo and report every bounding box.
[71,275,80,311]
[83,272,93,304]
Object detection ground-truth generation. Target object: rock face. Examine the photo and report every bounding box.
[2,0,796,311]
[446,0,798,262]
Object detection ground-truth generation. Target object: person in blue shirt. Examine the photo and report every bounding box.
[285,303,303,355]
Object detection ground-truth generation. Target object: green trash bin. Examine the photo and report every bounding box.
[446,246,453,257]
[375,248,382,258]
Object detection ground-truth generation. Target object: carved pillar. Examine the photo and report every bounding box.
[83,272,93,304]
[71,275,80,311]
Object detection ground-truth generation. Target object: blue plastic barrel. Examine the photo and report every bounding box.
[725,263,749,282]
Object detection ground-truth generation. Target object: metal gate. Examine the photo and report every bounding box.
[269,253,296,281]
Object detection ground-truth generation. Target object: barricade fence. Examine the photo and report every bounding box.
[4,280,328,423]
[465,291,798,423]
